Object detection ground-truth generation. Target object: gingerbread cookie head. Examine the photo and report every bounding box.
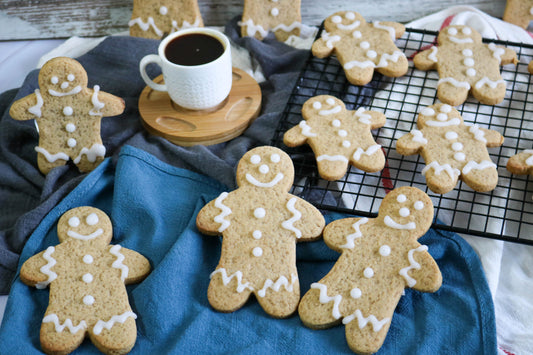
[416,103,464,128]
[38,58,88,96]
[437,25,482,46]
[57,207,112,247]
[376,187,434,238]
[323,11,366,34]
[236,146,294,192]
[240,0,302,42]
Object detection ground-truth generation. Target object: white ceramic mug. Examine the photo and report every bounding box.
[140,28,232,110]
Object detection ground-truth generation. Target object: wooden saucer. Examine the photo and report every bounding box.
[138,68,262,146]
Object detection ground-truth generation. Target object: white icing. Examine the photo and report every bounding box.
[252,247,263,257]
[311,283,342,319]
[363,267,374,278]
[253,230,262,239]
[270,154,280,163]
[468,125,487,143]
[35,146,69,163]
[383,216,416,230]
[170,17,202,32]
[411,129,428,144]
[60,82,69,90]
[375,51,405,68]
[89,85,105,116]
[129,17,164,37]
[414,201,424,210]
[448,36,473,44]
[340,217,368,249]
[428,46,438,62]
[488,43,504,63]
[66,123,76,133]
[48,86,82,97]
[462,27,472,35]
[67,138,77,148]
[254,208,266,219]
[214,192,232,232]
[93,311,137,335]
[63,106,73,116]
[399,245,428,287]
[352,31,362,39]
[83,255,93,264]
[51,77,59,84]
[397,194,407,203]
[338,129,347,137]
[344,59,375,70]
[36,246,57,289]
[250,154,261,164]
[321,31,341,49]
[425,118,461,127]
[462,160,496,175]
[475,77,505,90]
[422,161,460,178]
[421,108,435,116]
[438,77,471,89]
[28,89,43,118]
[42,314,87,334]
[86,213,99,225]
[440,104,452,113]
[436,113,448,121]
[379,245,391,256]
[342,309,390,331]
[83,295,95,305]
[270,8,279,16]
[326,98,335,105]
[445,131,458,140]
[316,155,349,163]
[299,120,317,137]
[82,273,93,283]
[373,21,396,40]
[345,12,355,20]
[67,74,75,81]
[312,101,322,110]
[399,207,410,217]
[454,152,466,161]
[259,164,269,174]
[110,245,129,281]
[355,107,372,124]
[337,20,360,31]
[332,119,341,127]
[466,68,476,77]
[72,144,106,164]
[332,15,342,24]
[447,27,457,35]
[159,6,167,15]
[257,274,298,297]
[67,228,103,241]
[462,49,473,57]
[245,172,284,188]
[238,19,303,37]
[319,105,342,116]
[525,151,533,166]
[281,197,302,238]
[366,50,377,59]
[464,58,475,66]
[69,217,80,227]
[360,41,370,49]
[352,145,381,161]
[452,142,463,151]
[342,140,351,148]
[210,268,252,293]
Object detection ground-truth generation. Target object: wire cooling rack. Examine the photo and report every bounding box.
[271,27,533,245]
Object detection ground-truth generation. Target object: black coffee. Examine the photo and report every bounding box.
[165,33,225,66]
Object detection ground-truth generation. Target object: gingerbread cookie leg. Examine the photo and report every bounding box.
[90,316,137,355]
[437,81,470,107]
[37,151,68,175]
[470,79,507,106]
[422,165,460,195]
[460,163,499,192]
[344,309,392,355]
[350,145,385,173]
[40,320,86,355]
[208,269,253,313]
[255,277,300,318]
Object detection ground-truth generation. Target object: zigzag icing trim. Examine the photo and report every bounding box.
[129,17,163,37]
[257,274,298,297]
[36,246,57,289]
[422,161,461,178]
[110,245,129,281]
[210,268,252,293]
[311,283,342,319]
[93,311,137,335]
[462,160,496,175]
[399,245,428,287]
[340,218,368,249]
[42,314,87,334]
[352,145,381,161]
[342,309,390,331]
[281,197,302,238]
[214,192,232,232]
[28,89,43,118]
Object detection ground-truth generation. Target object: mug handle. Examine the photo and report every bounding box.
[139,54,167,92]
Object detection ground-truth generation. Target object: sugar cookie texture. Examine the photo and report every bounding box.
[283,95,386,181]
[196,146,325,318]
[396,103,504,194]
[507,149,533,175]
[299,186,441,354]
[413,25,517,106]
[9,57,125,175]
[240,0,302,42]
[20,207,151,355]
[129,0,203,39]
[312,11,408,86]
[503,0,533,28]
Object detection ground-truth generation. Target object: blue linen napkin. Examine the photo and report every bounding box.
[0,145,496,354]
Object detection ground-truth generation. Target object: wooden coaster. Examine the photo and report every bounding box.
[138,68,262,146]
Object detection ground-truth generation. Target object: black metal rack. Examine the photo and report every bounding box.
[272,27,533,245]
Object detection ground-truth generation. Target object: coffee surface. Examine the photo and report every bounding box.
[165,33,224,66]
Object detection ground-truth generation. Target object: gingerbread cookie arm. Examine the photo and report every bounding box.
[323,217,369,253]
[283,123,310,147]
[20,249,56,288]
[311,36,336,59]
[86,87,125,117]
[196,192,232,236]
[373,21,405,39]
[507,150,533,175]
[9,92,40,121]
[490,45,518,66]
[413,48,438,71]
[396,130,427,156]
[400,244,442,292]
[364,110,386,130]
[285,195,325,242]
[477,127,504,148]
[115,247,151,285]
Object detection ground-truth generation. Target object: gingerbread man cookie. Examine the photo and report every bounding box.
[503,0,533,28]
[312,11,408,86]
[9,57,125,175]
[20,207,151,355]
[507,149,533,175]
[396,103,504,194]
[129,0,203,39]
[240,0,302,42]
[196,146,325,318]
[283,95,386,181]
[299,186,441,354]
[414,25,518,106]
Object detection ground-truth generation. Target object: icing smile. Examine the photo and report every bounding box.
[383,216,416,230]
[246,173,284,188]
[48,86,82,97]
[67,228,103,240]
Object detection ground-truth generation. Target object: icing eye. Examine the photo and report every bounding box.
[421,107,435,116]
[447,27,458,35]
[67,74,75,82]
[414,201,425,210]
[399,207,410,217]
[159,6,168,15]
[326,98,335,105]
[86,213,99,226]
[462,27,472,35]
[396,194,407,203]
[259,164,269,174]
[270,154,280,163]
[345,12,356,20]
[61,82,69,89]
[440,104,452,113]
[51,76,59,84]
[332,15,342,24]
[250,155,261,164]
[68,217,80,228]
[313,101,322,110]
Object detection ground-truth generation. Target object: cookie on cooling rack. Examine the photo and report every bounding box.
[503,0,533,29]
[507,149,533,175]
